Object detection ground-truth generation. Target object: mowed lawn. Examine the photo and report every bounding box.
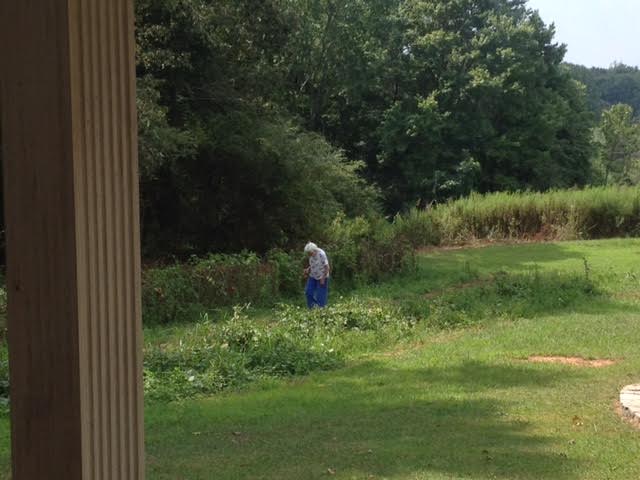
[3,239,640,479]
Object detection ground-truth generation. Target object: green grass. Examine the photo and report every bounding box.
[3,238,640,479]
[362,238,640,299]
[143,239,640,479]
[146,315,640,479]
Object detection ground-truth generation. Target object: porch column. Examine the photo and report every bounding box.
[1,1,145,478]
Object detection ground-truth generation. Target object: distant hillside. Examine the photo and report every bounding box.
[565,63,640,117]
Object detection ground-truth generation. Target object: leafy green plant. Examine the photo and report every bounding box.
[142,265,204,325]
[142,252,296,324]
[192,253,276,306]
[325,214,416,288]
[267,249,305,297]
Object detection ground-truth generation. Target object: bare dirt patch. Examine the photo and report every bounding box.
[613,290,640,301]
[527,356,616,368]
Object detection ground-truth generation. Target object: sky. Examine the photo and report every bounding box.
[526,0,640,68]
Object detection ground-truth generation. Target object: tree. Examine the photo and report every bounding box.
[278,0,595,211]
[565,63,640,118]
[594,104,640,185]
[134,0,381,257]
[279,0,406,167]
[370,0,595,209]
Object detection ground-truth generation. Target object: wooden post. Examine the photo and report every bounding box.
[0,1,145,478]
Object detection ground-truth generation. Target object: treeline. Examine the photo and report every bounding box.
[565,63,640,117]
[135,0,596,257]
[563,64,640,185]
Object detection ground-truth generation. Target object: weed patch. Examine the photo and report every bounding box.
[143,299,409,402]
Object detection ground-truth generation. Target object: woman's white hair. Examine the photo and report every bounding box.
[304,242,319,254]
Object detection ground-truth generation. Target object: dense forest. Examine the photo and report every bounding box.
[565,63,640,117]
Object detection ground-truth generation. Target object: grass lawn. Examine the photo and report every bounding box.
[3,239,640,479]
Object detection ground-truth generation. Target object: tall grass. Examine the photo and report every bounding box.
[398,186,640,246]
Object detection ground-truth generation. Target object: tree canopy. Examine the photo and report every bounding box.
[565,63,640,118]
[132,0,598,257]
[0,0,612,260]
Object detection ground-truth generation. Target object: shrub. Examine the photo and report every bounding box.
[141,265,203,324]
[142,252,301,324]
[191,253,276,306]
[324,214,416,288]
[267,249,305,297]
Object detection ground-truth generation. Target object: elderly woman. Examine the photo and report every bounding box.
[303,242,330,308]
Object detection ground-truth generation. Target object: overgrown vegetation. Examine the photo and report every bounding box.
[140,185,640,324]
[401,186,640,246]
[144,299,410,402]
[142,266,598,402]
[142,215,416,324]
[142,253,287,324]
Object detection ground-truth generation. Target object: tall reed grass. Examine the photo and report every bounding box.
[398,186,640,246]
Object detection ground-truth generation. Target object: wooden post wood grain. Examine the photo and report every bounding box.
[0,1,145,478]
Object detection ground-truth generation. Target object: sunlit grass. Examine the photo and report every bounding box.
[143,239,640,480]
[2,239,640,479]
